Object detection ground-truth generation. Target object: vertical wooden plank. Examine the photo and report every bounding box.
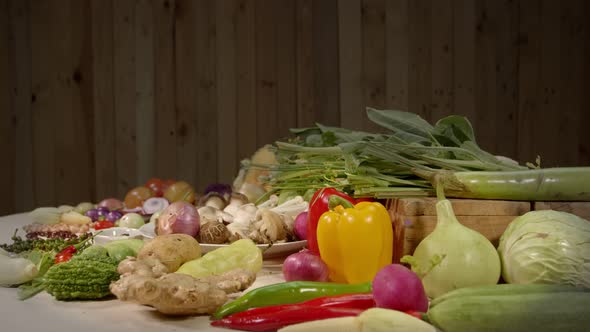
[517,0,542,165]
[255,0,278,145]
[194,0,217,191]
[362,0,386,131]
[50,0,93,205]
[9,0,34,213]
[91,0,117,199]
[385,0,408,112]
[473,0,498,153]
[408,0,432,121]
[276,0,297,136]
[174,0,198,184]
[494,0,519,160]
[295,0,314,127]
[559,0,585,166]
[153,0,176,179]
[452,0,476,121]
[135,0,155,184]
[235,0,257,160]
[535,0,561,166]
[430,0,453,121]
[113,1,137,195]
[30,0,56,206]
[69,0,94,204]
[0,0,15,214]
[313,0,340,126]
[338,0,362,128]
[582,1,590,166]
[216,0,238,183]
[51,1,75,205]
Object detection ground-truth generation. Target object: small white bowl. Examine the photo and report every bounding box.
[93,227,146,245]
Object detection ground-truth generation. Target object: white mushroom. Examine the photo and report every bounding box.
[197,206,234,226]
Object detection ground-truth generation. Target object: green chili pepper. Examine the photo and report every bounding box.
[212,280,372,319]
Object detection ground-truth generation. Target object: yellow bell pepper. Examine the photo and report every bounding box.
[317,197,394,284]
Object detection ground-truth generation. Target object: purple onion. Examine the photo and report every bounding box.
[96,207,109,216]
[156,201,200,237]
[282,249,329,282]
[293,211,308,240]
[105,210,123,222]
[204,183,232,199]
[97,198,125,211]
[85,209,100,222]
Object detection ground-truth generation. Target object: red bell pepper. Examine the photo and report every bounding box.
[307,188,357,255]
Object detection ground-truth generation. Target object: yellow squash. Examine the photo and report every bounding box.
[317,199,393,284]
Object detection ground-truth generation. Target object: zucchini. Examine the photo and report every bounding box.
[430,283,589,308]
[426,291,590,332]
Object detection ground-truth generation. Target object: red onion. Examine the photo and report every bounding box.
[156,201,200,237]
[282,249,329,282]
[372,264,428,312]
[97,198,124,211]
[293,211,308,240]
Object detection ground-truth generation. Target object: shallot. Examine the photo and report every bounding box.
[293,211,308,240]
[282,249,329,282]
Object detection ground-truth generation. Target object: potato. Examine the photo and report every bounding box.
[137,234,202,272]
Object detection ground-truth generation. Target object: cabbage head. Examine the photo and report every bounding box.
[498,210,590,288]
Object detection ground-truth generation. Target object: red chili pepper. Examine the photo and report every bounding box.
[225,293,376,319]
[211,306,363,332]
[54,245,77,264]
[307,188,357,255]
[211,293,374,331]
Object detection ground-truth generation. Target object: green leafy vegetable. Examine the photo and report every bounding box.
[251,108,526,200]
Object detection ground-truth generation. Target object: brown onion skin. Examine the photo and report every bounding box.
[156,201,200,237]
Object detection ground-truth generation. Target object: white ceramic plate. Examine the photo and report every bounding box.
[137,222,306,258]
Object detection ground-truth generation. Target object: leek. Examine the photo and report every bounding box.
[416,167,590,201]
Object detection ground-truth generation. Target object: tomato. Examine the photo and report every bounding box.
[162,179,176,192]
[124,186,154,208]
[145,178,165,197]
[94,220,116,230]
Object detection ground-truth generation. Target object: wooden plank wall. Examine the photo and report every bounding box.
[0,0,589,215]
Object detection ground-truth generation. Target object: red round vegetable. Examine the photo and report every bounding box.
[282,249,330,282]
[293,211,308,241]
[156,201,200,237]
[372,264,428,312]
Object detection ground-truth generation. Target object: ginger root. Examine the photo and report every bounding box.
[110,257,256,315]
